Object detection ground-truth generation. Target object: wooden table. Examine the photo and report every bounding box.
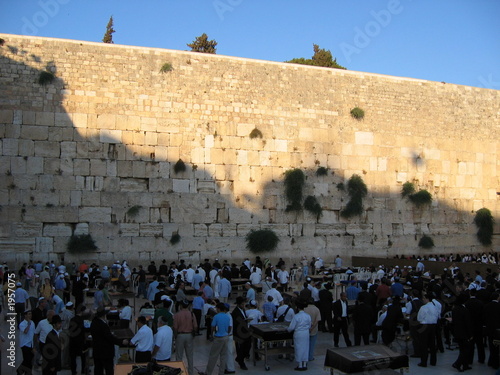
[115,361,187,375]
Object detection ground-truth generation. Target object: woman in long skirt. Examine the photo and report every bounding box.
[287,299,312,371]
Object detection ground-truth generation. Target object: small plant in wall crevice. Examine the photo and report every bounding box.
[340,174,367,218]
[401,181,432,208]
[245,229,280,253]
[474,207,494,245]
[67,234,98,253]
[173,159,186,174]
[418,235,434,249]
[38,71,55,86]
[316,166,328,177]
[350,107,365,120]
[127,205,141,218]
[284,168,305,212]
[249,128,263,139]
[160,62,173,73]
[304,195,323,220]
[170,232,181,245]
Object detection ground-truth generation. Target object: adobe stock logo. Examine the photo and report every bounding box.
[339,0,407,64]
[213,0,243,21]
[21,0,70,36]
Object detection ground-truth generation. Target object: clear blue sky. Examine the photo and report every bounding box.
[2,0,499,89]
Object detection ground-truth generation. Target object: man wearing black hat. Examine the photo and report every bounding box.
[90,307,129,375]
[451,293,473,372]
[42,314,62,375]
[232,296,251,370]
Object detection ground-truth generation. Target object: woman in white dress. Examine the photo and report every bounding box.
[287,299,312,371]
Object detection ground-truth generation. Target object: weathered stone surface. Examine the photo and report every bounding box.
[0,34,498,265]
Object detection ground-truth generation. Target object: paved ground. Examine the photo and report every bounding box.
[1,294,497,375]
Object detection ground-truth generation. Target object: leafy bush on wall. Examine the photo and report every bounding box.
[340,174,367,218]
[284,169,305,212]
[245,229,280,253]
[67,234,98,253]
[474,208,494,245]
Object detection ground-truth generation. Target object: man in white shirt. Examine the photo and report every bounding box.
[18,310,36,375]
[334,255,343,268]
[277,266,290,291]
[416,294,439,367]
[152,316,173,361]
[131,316,154,363]
[245,300,264,324]
[34,310,55,363]
[265,283,283,307]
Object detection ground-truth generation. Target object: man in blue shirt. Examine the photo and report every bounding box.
[346,281,360,301]
[192,291,205,335]
[199,303,232,375]
[390,277,404,298]
[217,276,231,303]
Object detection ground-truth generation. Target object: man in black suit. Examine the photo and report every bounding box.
[382,296,403,347]
[333,292,352,347]
[318,283,334,332]
[42,314,62,375]
[352,293,374,345]
[452,293,473,372]
[90,307,128,375]
[484,292,500,370]
[231,296,251,370]
[465,289,485,365]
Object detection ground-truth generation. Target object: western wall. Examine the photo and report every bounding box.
[0,34,498,267]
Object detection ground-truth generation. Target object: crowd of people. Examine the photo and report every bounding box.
[1,254,500,375]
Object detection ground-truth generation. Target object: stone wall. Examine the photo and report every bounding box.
[0,34,498,267]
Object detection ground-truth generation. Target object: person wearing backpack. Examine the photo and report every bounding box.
[276,299,294,322]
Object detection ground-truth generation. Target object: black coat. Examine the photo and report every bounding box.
[69,314,86,351]
[382,304,403,331]
[43,329,61,372]
[352,302,374,334]
[90,317,123,359]
[333,299,349,322]
[464,297,484,333]
[231,307,251,343]
[483,300,500,333]
[452,304,472,340]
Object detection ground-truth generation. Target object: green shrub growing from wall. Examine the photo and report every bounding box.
[304,195,322,220]
[173,159,186,174]
[38,71,55,85]
[474,208,494,245]
[284,169,305,212]
[350,107,365,120]
[401,181,432,208]
[249,128,263,139]
[245,229,280,253]
[340,174,367,218]
[316,166,328,176]
[170,233,181,245]
[418,235,434,249]
[67,234,97,253]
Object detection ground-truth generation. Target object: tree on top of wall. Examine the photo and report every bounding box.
[187,33,217,54]
[103,16,115,44]
[286,44,346,69]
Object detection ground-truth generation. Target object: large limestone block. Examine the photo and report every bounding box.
[315,224,346,236]
[24,207,79,223]
[43,224,72,237]
[172,179,190,193]
[0,239,35,252]
[170,195,217,223]
[228,208,252,224]
[14,223,43,237]
[139,224,163,237]
[79,207,111,223]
